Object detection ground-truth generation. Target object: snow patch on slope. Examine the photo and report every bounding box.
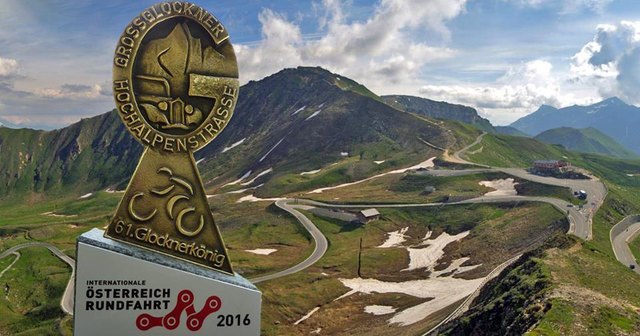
[404,231,470,271]
[378,227,409,248]
[338,277,483,326]
[222,138,246,153]
[305,110,322,121]
[308,157,435,194]
[338,228,482,326]
[245,248,277,255]
[224,171,252,187]
[241,168,273,186]
[294,307,320,325]
[300,169,321,176]
[364,305,397,315]
[479,178,518,196]
[292,106,306,115]
[260,138,285,162]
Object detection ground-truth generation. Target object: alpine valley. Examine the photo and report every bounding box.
[2,67,640,336]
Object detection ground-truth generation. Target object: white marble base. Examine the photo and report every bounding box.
[74,229,261,335]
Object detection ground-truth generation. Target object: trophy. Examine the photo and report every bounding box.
[74,4,261,335]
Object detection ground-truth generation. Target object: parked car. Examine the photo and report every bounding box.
[578,190,587,200]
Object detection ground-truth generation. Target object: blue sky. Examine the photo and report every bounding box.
[0,0,639,129]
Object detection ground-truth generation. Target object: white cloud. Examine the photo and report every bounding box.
[570,21,640,104]
[0,57,18,78]
[499,59,553,85]
[235,0,465,90]
[0,53,113,128]
[0,85,113,129]
[235,9,304,82]
[418,60,573,124]
[236,1,626,126]
[36,84,109,100]
[511,0,613,13]
[416,20,640,125]
[0,59,113,129]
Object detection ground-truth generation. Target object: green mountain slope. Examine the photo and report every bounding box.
[454,131,640,335]
[3,67,640,334]
[192,67,453,196]
[535,127,637,159]
[382,95,495,132]
[0,112,141,198]
[495,125,529,137]
[0,67,454,199]
[464,133,567,168]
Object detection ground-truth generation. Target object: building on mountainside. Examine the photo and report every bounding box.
[533,160,571,174]
[357,209,380,224]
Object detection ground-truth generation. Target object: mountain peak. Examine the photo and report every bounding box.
[601,96,625,105]
[586,97,629,115]
[295,66,336,76]
[262,66,382,102]
[537,104,559,111]
[263,66,341,82]
[511,96,640,154]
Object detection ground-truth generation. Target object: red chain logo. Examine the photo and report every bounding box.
[136,289,221,331]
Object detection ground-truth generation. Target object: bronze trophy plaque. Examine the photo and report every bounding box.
[105,2,238,274]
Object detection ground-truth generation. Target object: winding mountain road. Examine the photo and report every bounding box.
[249,133,606,285]
[249,190,590,285]
[449,132,489,166]
[439,131,606,240]
[426,167,606,240]
[0,242,75,315]
[250,200,329,283]
[0,133,616,333]
[296,195,578,234]
[240,131,613,336]
[610,215,640,274]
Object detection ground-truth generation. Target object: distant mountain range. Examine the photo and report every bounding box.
[534,127,637,159]
[4,66,638,199]
[510,97,640,155]
[382,95,639,158]
[382,95,494,132]
[0,67,453,198]
[0,118,52,130]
